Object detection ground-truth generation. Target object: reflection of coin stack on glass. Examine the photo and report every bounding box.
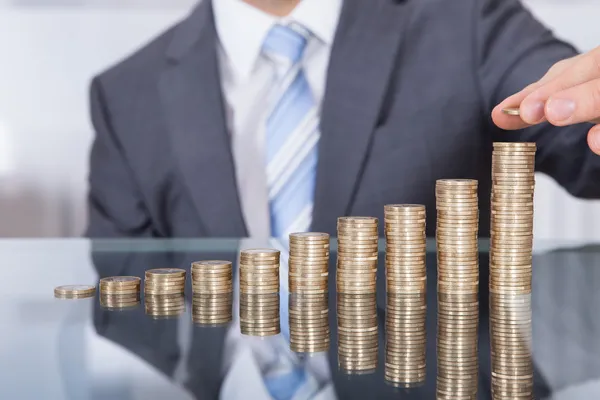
[337,293,378,373]
[99,277,141,309]
[436,179,480,400]
[336,217,379,373]
[191,261,233,325]
[239,249,281,336]
[490,142,536,400]
[144,268,186,319]
[384,205,427,387]
[288,232,330,352]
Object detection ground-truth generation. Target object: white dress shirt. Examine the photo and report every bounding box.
[213,0,343,238]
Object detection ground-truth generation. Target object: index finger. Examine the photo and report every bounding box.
[493,55,581,130]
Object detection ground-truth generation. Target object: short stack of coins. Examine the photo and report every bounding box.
[490,142,536,399]
[289,293,329,352]
[144,268,187,318]
[144,268,186,295]
[54,285,96,299]
[239,249,280,336]
[191,261,233,295]
[336,217,379,294]
[192,293,233,325]
[337,293,378,373]
[99,276,141,309]
[436,179,480,400]
[384,204,427,387]
[288,232,330,352]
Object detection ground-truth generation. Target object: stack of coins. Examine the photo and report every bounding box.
[384,204,427,386]
[239,249,280,295]
[288,232,330,351]
[240,293,280,336]
[99,277,141,309]
[144,268,186,295]
[191,260,233,295]
[144,268,187,319]
[192,293,233,325]
[145,293,185,319]
[336,217,379,295]
[337,293,378,373]
[54,285,96,299]
[490,142,536,399]
[436,179,480,400]
[289,293,330,353]
[289,232,330,294]
[239,249,280,336]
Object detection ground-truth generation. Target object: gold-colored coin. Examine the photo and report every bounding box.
[145,268,186,278]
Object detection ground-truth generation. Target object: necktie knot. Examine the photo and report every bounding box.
[262,24,309,64]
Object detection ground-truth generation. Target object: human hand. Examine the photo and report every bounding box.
[492,46,600,155]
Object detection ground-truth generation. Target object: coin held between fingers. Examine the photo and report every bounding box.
[502,108,521,116]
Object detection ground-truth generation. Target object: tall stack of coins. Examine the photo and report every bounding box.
[289,232,330,294]
[490,142,536,399]
[289,293,329,352]
[192,293,233,325]
[144,268,187,319]
[337,293,378,373]
[54,285,96,299]
[191,261,233,295]
[436,179,480,400]
[99,276,141,309]
[288,232,330,352]
[239,249,280,336]
[336,217,379,294]
[384,204,427,387]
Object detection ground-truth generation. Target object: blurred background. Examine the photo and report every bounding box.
[0,0,599,239]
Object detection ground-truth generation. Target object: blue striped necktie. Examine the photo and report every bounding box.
[263,24,318,239]
[260,24,316,400]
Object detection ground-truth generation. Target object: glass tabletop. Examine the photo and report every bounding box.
[2,238,600,400]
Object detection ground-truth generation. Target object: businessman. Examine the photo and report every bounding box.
[87,0,600,239]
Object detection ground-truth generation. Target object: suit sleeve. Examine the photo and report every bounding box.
[476,0,600,198]
[86,77,154,237]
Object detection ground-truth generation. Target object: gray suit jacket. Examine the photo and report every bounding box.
[86,0,600,238]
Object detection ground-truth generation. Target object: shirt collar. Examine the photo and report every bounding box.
[213,0,343,79]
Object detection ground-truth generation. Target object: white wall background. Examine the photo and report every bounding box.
[0,0,599,239]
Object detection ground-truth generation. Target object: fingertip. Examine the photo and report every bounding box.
[589,125,600,155]
[520,94,546,125]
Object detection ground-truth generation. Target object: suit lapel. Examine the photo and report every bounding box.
[159,1,247,236]
[312,0,413,233]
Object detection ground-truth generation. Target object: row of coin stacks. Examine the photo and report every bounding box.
[55,141,536,397]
